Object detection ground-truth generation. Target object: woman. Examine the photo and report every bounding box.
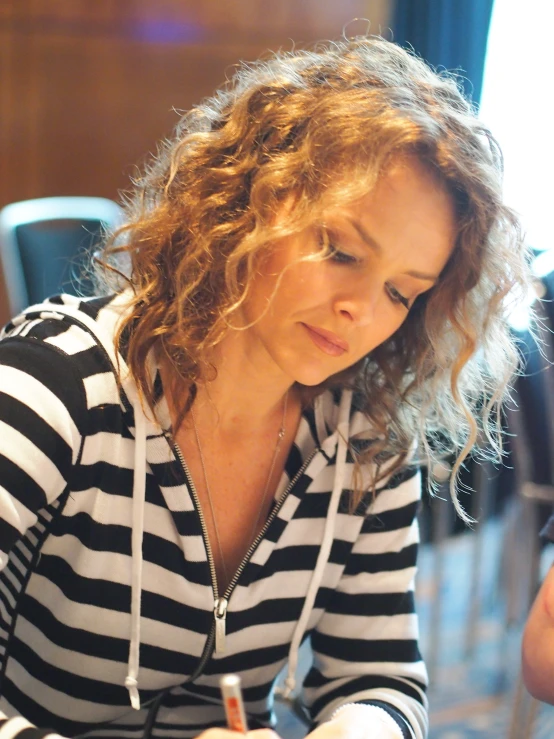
[0,36,528,739]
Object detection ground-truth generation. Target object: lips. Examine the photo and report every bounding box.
[302,323,349,356]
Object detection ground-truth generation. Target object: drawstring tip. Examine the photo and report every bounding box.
[125,675,140,710]
[282,676,296,701]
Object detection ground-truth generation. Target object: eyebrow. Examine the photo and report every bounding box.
[348,218,440,283]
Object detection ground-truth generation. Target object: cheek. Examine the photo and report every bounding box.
[244,267,285,321]
[273,264,331,307]
[360,310,407,353]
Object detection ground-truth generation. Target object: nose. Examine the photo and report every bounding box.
[333,279,378,326]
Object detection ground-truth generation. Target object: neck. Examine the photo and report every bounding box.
[162,334,299,435]
[193,374,294,436]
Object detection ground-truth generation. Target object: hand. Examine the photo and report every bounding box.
[304,705,403,739]
[196,730,280,739]
[305,719,368,739]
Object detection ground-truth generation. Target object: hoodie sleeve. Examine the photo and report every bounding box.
[303,466,428,739]
[0,336,88,564]
[0,334,88,738]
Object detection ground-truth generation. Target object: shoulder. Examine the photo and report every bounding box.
[1,292,126,355]
[0,294,125,423]
[313,387,375,442]
[315,386,410,459]
[315,387,421,509]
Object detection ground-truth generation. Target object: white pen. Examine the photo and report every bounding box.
[220,674,248,734]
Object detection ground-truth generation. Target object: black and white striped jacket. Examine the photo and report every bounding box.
[0,294,427,739]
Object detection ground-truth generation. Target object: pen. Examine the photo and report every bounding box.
[220,674,248,733]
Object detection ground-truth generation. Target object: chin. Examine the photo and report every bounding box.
[296,361,361,390]
[290,365,346,388]
[294,375,329,388]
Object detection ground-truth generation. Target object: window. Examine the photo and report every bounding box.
[480,1,554,326]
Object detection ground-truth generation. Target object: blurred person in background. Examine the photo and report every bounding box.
[522,515,554,704]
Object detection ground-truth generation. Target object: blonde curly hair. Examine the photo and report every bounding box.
[96,35,530,518]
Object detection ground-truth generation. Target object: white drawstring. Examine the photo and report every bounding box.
[31,299,149,711]
[282,389,352,699]
[125,393,147,710]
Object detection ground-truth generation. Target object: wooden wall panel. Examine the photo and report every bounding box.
[0,0,392,323]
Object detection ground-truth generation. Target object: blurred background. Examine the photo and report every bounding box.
[0,0,500,323]
[2,1,554,737]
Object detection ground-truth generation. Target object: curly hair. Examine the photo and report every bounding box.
[96,35,530,519]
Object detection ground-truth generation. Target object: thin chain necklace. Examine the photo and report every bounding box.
[191,391,289,590]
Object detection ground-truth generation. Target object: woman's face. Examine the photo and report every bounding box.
[236,158,456,387]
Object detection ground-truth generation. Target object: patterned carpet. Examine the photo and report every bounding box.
[417,508,554,738]
[274,504,554,738]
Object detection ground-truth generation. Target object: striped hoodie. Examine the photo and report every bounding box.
[0,293,427,739]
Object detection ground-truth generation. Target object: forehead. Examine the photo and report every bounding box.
[323,159,456,270]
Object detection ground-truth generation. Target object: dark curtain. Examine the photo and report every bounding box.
[392,0,494,106]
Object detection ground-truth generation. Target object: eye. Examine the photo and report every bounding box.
[386,283,410,310]
[327,245,358,265]
[319,227,358,265]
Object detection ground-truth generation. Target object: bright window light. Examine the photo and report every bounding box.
[480,1,554,255]
[480,2,554,329]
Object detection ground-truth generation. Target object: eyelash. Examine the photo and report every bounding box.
[326,243,358,266]
[386,284,410,310]
[321,232,411,310]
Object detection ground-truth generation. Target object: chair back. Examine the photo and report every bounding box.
[0,196,123,314]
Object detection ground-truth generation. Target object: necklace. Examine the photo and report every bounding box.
[191,391,289,590]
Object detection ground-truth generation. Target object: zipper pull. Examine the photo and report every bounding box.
[214,597,228,654]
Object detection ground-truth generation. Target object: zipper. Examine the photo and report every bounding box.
[214,596,228,653]
[173,440,219,599]
[171,440,219,682]
[172,437,319,680]
[218,446,318,598]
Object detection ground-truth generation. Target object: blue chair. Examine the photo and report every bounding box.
[0,196,123,314]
